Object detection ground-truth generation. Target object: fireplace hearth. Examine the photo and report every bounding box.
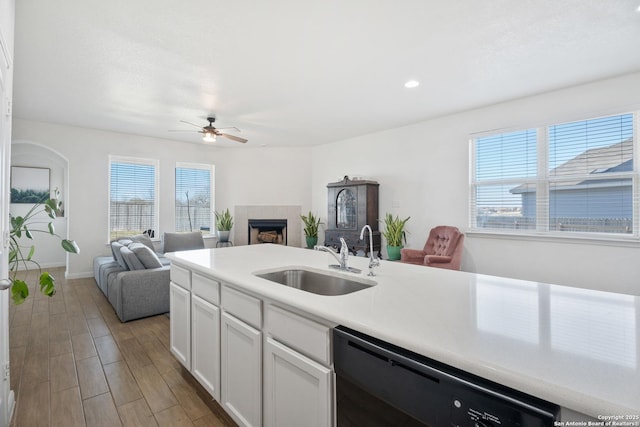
[248,219,287,245]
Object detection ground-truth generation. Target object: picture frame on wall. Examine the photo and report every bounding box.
[10,166,50,204]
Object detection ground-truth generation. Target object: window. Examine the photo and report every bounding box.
[547,114,633,233]
[471,112,636,236]
[109,156,158,240]
[175,163,214,233]
[471,129,538,231]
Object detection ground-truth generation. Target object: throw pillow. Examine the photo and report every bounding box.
[118,238,133,246]
[111,241,129,270]
[129,242,163,269]
[110,238,134,262]
[130,234,155,252]
[120,246,145,270]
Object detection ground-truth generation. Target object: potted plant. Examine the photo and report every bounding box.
[214,208,234,242]
[301,211,323,248]
[9,188,80,304]
[380,213,410,261]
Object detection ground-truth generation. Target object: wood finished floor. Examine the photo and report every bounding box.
[8,268,237,427]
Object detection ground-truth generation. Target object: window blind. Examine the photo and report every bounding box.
[109,158,158,240]
[472,129,538,230]
[547,114,633,234]
[175,164,213,233]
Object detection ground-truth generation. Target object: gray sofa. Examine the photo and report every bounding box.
[93,231,205,322]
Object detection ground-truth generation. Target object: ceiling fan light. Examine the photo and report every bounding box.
[203,132,216,142]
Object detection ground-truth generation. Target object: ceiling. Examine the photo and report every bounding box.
[11,0,640,148]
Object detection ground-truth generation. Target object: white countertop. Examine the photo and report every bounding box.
[167,244,640,418]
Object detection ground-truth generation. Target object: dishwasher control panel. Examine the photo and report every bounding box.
[449,392,552,426]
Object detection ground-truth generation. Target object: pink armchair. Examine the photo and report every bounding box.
[400,226,464,270]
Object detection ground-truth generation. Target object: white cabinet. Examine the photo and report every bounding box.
[264,337,332,427]
[169,282,191,370]
[169,264,335,427]
[191,294,220,400]
[170,269,221,399]
[221,311,262,427]
[264,305,334,427]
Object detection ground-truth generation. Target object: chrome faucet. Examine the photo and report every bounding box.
[314,238,361,273]
[338,237,349,269]
[360,224,380,276]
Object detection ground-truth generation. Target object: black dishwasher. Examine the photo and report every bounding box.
[334,326,559,427]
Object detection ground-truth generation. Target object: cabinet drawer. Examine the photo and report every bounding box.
[266,305,331,366]
[221,285,262,329]
[170,264,191,290]
[192,272,220,306]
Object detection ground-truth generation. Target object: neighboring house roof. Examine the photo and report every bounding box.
[511,138,633,194]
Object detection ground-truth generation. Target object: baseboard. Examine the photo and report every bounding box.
[14,262,66,271]
[65,271,94,280]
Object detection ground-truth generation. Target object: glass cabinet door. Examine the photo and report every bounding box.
[336,189,356,229]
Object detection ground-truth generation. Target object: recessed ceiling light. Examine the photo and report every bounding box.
[404,80,420,89]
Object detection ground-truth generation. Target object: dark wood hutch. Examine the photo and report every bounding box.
[323,176,381,256]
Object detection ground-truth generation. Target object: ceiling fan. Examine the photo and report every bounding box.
[169,117,248,144]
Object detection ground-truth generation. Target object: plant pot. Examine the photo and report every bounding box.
[305,236,318,249]
[386,245,403,261]
[217,230,231,243]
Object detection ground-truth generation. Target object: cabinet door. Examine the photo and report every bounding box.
[264,337,332,427]
[169,282,191,370]
[221,312,262,427]
[192,295,220,400]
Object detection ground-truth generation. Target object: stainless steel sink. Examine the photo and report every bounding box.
[254,267,375,296]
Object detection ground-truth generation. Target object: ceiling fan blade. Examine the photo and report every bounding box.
[168,129,199,133]
[179,120,204,129]
[219,133,248,143]
[216,126,241,133]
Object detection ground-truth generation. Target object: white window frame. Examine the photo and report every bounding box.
[108,155,159,242]
[469,112,639,242]
[175,162,215,234]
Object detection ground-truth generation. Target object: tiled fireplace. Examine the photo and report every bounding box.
[234,205,302,247]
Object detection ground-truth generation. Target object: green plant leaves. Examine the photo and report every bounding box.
[214,208,234,231]
[301,211,322,237]
[9,273,57,304]
[11,279,29,305]
[44,199,58,219]
[61,239,80,254]
[12,216,24,238]
[39,272,56,297]
[380,213,410,246]
[8,188,79,304]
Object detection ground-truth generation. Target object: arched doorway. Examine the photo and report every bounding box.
[10,141,70,271]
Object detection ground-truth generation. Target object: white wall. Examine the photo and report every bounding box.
[311,72,640,295]
[11,119,312,278]
[215,146,312,209]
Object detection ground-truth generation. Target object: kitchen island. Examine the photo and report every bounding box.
[167,244,639,425]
